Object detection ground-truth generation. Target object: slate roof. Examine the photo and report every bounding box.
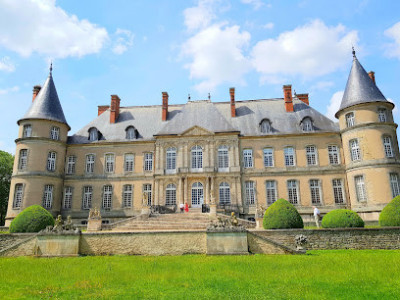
[19,71,69,129]
[336,55,390,117]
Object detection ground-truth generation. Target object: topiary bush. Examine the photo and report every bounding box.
[321,209,364,228]
[263,198,304,229]
[9,205,54,233]
[379,195,400,226]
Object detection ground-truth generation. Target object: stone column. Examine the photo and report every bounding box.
[179,177,183,204]
[154,179,159,205]
[177,145,183,170]
[184,144,188,168]
[236,177,243,207]
[160,180,164,205]
[210,176,215,203]
[204,144,209,168]
[183,177,188,205]
[160,145,164,173]
[210,143,215,169]
[228,144,234,169]
[156,143,160,170]
[205,177,210,204]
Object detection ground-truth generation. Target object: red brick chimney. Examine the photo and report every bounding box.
[283,85,293,112]
[32,85,41,102]
[368,71,375,84]
[98,105,110,116]
[297,93,309,105]
[230,87,236,117]
[162,92,168,121]
[110,95,121,124]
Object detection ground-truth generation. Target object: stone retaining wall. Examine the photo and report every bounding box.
[0,234,35,253]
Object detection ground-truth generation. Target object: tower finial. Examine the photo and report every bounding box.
[352,46,356,58]
[49,61,53,75]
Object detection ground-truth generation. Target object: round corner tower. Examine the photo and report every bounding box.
[5,66,70,226]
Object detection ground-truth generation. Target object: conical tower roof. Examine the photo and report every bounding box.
[335,52,390,118]
[18,66,69,129]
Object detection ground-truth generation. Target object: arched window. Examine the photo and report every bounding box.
[301,117,313,132]
[260,119,272,133]
[191,145,203,170]
[219,182,231,205]
[88,127,99,141]
[191,182,203,207]
[166,184,176,205]
[126,126,138,140]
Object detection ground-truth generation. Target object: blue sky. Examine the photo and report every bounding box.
[1,0,400,153]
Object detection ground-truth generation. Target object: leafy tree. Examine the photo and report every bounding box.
[0,150,14,226]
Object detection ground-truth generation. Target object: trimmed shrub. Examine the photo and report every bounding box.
[9,205,54,233]
[321,209,364,228]
[263,198,304,229]
[379,195,400,226]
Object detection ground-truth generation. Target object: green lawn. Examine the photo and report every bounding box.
[0,250,399,299]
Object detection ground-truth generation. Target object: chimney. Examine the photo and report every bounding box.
[283,85,293,112]
[98,105,110,116]
[110,95,121,124]
[162,92,168,121]
[297,93,309,106]
[230,87,236,117]
[368,71,375,84]
[32,85,41,102]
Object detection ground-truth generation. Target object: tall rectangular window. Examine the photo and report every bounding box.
[328,145,340,165]
[287,180,299,205]
[124,154,134,172]
[123,184,133,208]
[50,126,60,140]
[144,153,153,171]
[23,125,32,138]
[245,181,255,205]
[47,151,56,171]
[63,186,72,209]
[390,173,400,198]
[105,154,114,173]
[265,181,277,205]
[166,184,177,205]
[332,179,345,204]
[383,136,394,158]
[18,149,28,170]
[143,184,152,206]
[355,175,367,202]
[309,179,321,205]
[218,145,229,170]
[66,156,76,174]
[102,185,113,209]
[263,148,274,167]
[82,186,93,209]
[43,185,53,209]
[243,149,253,168]
[284,147,295,166]
[378,108,387,122]
[346,112,355,127]
[306,146,318,166]
[349,139,361,161]
[13,184,23,208]
[85,154,95,173]
[191,146,203,170]
[166,148,176,172]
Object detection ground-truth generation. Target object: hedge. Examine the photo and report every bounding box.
[321,209,364,228]
[263,198,304,229]
[9,205,54,233]
[379,195,400,226]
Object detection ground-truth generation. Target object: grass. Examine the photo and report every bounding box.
[1,250,400,299]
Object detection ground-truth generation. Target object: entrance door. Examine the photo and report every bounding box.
[191,182,204,208]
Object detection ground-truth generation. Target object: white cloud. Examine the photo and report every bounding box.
[251,20,358,82]
[112,29,134,55]
[384,22,400,59]
[241,0,264,10]
[325,90,344,120]
[183,0,217,31]
[262,22,274,30]
[0,0,109,58]
[0,56,15,72]
[0,86,19,95]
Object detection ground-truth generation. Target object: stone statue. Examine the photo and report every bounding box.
[64,215,73,231]
[39,215,80,235]
[88,207,101,220]
[230,212,238,227]
[53,215,64,233]
[142,192,148,206]
[295,234,308,251]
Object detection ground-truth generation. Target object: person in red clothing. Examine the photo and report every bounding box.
[184,202,189,213]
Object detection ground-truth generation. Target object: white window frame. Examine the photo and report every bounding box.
[43,184,53,209]
[102,185,113,209]
[124,153,134,172]
[165,183,177,206]
[18,149,28,170]
[105,153,115,173]
[332,179,345,204]
[144,152,153,171]
[50,126,60,140]
[383,136,394,158]
[143,184,152,206]
[245,181,255,205]
[355,175,367,202]
[191,182,204,207]
[346,112,355,127]
[306,145,318,166]
[218,145,229,172]
[123,184,133,208]
[378,108,387,123]
[66,155,76,175]
[287,180,299,205]
[191,145,203,171]
[47,151,56,172]
[85,154,95,174]
[284,147,296,166]
[23,124,32,138]
[82,186,93,209]
[219,182,231,205]
[390,173,400,198]
[265,180,277,205]
[63,186,73,209]
[349,139,361,161]
[328,145,340,165]
[309,179,322,205]
[263,148,274,167]
[13,184,23,209]
[166,148,177,173]
[243,149,253,169]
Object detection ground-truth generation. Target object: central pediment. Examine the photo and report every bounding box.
[180,125,214,136]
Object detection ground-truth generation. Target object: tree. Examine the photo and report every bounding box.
[0,150,14,226]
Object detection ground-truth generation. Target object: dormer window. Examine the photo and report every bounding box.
[301,117,313,132]
[378,108,387,122]
[88,127,99,141]
[260,119,272,133]
[125,126,138,140]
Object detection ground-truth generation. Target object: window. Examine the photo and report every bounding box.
[23,125,32,138]
[301,117,313,132]
[126,126,138,140]
[328,145,340,165]
[43,184,53,209]
[260,119,272,133]
[47,151,56,171]
[166,148,176,172]
[265,181,277,205]
[18,149,28,170]
[63,187,72,209]
[219,182,231,205]
[263,148,274,167]
[88,128,98,141]
[191,182,204,206]
[124,154,134,172]
[85,154,95,173]
[306,146,318,166]
[346,112,355,127]
[332,179,345,204]
[144,153,153,171]
[378,108,387,122]
[218,145,229,171]
[309,180,322,205]
[123,185,133,208]
[284,147,296,166]
[355,175,367,202]
[245,181,255,205]
[66,156,76,174]
[383,136,394,158]
[349,139,361,161]
[287,180,299,205]
[102,185,113,209]
[390,173,400,198]
[166,184,177,205]
[50,126,60,140]
[105,154,114,173]
[143,184,152,206]
[13,184,23,209]
[191,146,203,170]
[82,186,93,209]
[243,149,253,168]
